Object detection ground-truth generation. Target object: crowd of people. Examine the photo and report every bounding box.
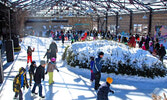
[13,38,115,100]
[126,35,166,63]
[12,29,166,100]
[50,29,166,63]
[13,41,60,99]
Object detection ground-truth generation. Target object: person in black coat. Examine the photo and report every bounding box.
[155,39,160,55]
[31,60,46,98]
[97,77,114,100]
[61,31,65,44]
[29,61,37,86]
[49,41,58,59]
[43,49,51,63]
[158,44,166,63]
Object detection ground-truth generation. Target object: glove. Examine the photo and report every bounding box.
[57,69,59,72]
[45,72,47,74]
[110,90,114,94]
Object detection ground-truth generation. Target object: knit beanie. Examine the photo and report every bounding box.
[106,77,113,84]
[40,60,46,65]
[98,51,104,56]
[31,61,36,64]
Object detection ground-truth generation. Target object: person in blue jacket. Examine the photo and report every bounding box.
[93,51,104,90]
[97,77,114,100]
[90,56,95,82]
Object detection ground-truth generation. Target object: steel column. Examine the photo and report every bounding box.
[148,8,152,35]
[97,16,100,32]
[116,12,118,34]
[129,11,133,35]
[105,12,108,32]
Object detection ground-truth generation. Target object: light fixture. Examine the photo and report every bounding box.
[68,13,73,16]
[119,16,122,20]
[59,16,63,19]
[86,7,94,13]
[143,15,147,19]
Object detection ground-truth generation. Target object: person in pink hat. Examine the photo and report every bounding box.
[45,57,59,85]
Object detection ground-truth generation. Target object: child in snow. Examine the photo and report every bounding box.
[27,46,35,64]
[43,49,51,63]
[90,56,95,82]
[45,57,59,85]
[97,77,114,100]
[31,60,46,98]
[13,67,29,100]
[29,61,37,86]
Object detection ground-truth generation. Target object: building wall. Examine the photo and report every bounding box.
[106,11,167,36]
[25,17,93,31]
[25,11,167,36]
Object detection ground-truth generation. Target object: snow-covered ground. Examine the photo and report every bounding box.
[0,36,167,100]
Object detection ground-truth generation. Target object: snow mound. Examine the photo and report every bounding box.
[65,40,167,78]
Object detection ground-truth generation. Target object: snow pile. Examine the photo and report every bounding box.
[64,40,167,78]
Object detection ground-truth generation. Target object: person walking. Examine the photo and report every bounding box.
[149,42,154,54]
[155,39,160,55]
[45,57,59,85]
[43,49,51,63]
[27,46,35,64]
[90,56,95,82]
[97,77,114,100]
[49,41,58,59]
[93,52,104,90]
[61,31,65,45]
[31,60,46,98]
[142,42,146,50]
[158,44,166,63]
[29,61,37,86]
[13,67,29,100]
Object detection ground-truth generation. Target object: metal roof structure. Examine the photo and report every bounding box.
[1,0,167,17]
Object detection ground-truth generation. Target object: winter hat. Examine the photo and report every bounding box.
[51,57,56,62]
[31,61,36,64]
[98,51,104,56]
[40,60,46,65]
[106,77,113,84]
[19,67,26,75]
[90,56,94,60]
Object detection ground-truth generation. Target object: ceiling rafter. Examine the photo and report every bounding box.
[91,1,117,14]
[133,0,152,10]
[5,0,167,17]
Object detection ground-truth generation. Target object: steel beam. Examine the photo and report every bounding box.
[129,11,133,35]
[116,12,118,34]
[105,12,108,32]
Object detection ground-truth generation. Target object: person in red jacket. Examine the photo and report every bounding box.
[27,46,35,64]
